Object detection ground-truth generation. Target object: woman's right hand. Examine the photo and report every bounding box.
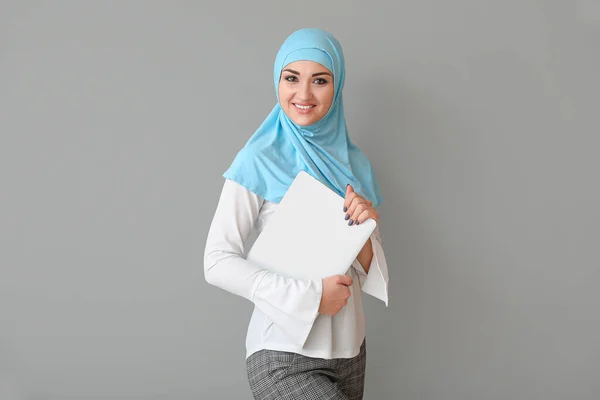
[318,275,352,316]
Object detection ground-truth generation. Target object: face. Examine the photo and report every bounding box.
[278,60,334,126]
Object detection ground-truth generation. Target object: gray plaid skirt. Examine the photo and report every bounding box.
[246,339,366,400]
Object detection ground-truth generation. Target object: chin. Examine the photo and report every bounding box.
[291,111,324,126]
[293,117,318,126]
[293,118,313,126]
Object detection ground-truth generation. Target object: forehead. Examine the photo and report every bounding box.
[282,60,332,74]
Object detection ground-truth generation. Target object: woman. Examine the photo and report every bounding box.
[204,28,389,400]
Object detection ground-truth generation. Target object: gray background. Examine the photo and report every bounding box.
[1,1,599,399]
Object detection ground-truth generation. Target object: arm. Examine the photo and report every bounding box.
[356,235,374,273]
[204,179,322,346]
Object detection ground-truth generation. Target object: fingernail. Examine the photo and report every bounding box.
[356,221,360,225]
[345,214,350,220]
[343,206,347,212]
[348,219,354,226]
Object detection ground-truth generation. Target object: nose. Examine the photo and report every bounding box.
[296,81,313,102]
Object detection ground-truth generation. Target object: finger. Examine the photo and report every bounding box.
[355,208,374,225]
[349,203,368,225]
[347,192,370,216]
[343,192,359,216]
[343,185,355,212]
[346,196,367,224]
[345,184,354,196]
[338,287,351,301]
[337,275,353,286]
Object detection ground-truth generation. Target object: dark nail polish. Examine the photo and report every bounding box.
[345,214,350,220]
[348,219,354,226]
[356,221,360,225]
[343,206,347,212]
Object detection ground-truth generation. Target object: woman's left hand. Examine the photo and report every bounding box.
[343,184,378,226]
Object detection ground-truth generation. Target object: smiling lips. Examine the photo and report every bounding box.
[293,103,316,114]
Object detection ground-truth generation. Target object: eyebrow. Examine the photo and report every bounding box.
[282,68,333,77]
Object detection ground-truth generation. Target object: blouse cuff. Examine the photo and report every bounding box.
[251,273,323,347]
[353,234,389,306]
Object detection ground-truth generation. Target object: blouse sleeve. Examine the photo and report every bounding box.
[350,224,389,306]
[204,178,322,346]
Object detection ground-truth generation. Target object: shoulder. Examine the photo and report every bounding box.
[223,178,266,204]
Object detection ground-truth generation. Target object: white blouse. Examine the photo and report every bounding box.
[204,179,389,359]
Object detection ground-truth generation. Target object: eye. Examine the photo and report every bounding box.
[284,75,298,82]
[313,78,328,85]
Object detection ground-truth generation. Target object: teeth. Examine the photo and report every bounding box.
[294,104,314,110]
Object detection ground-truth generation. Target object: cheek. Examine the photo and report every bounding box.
[278,86,292,104]
[321,88,334,109]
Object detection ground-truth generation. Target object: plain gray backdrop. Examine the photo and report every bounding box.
[1,1,599,399]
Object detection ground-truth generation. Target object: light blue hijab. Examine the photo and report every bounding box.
[223,28,383,208]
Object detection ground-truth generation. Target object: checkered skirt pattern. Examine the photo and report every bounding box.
[246,339,366,399]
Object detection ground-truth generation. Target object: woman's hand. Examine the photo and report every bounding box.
[343,184,378,226]
[319,275,352,315]
[344,184,377,272]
